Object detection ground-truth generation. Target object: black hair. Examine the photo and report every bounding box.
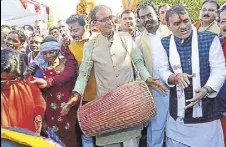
[1,48,27,78]
[11,25,24,32]
[90,5,112,22]
[165,5,188,25]
[41,35,58,44]
[57,20,64,23]
[8,30,26,43]
[201,0,220,10]
[35,19,48,24]
[137,2,159,18]
[49,26,58,34]
[219,4,226,14]
[23,25,34,31]
[134,6,140,17]
[1,25,11,31]
[121,10,134,18]
[66,14,88,26]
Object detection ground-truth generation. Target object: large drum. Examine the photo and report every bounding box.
[77,80,156,136]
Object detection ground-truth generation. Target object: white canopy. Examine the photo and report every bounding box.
[1,0,49,26]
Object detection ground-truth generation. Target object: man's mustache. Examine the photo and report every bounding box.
[145,20,154,25]
[203,14,210,17]
[180,27,190,32]
[72,36,80,40]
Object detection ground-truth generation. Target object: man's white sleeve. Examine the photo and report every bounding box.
[205,36,226,98]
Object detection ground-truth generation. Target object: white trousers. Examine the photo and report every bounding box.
[103,137,140,147]
[166,137,188,147]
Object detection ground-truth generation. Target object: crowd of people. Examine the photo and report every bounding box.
[1,0,226,147]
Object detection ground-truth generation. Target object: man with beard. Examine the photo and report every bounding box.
[62,5,166,147]
[136,3,169,147]
[218,3,226,145]
[120,10,137,40]
[195,0,220,35]
[158,5,225,147]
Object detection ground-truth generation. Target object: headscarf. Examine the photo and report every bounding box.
[31,41,61,68]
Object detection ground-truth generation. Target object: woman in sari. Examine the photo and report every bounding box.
[1,48,46,133]
[31,39,78,147]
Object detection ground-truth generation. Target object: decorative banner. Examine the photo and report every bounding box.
[121,0,138,11]
[40,6,46,15]
[27,2,35,13]
[19,0,27,9]
[46,7,50,15]
[34,3,40,13]
[19,0,50,15]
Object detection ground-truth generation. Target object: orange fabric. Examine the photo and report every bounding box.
[121,0,138,11]
[69,40,96,102]
[194,20,201,30]
[1,75,46,132]
[221,116,226,145]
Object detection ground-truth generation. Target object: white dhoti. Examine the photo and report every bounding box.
[166,114,225,147]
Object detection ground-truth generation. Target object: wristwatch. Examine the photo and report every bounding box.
[202,86,212,98]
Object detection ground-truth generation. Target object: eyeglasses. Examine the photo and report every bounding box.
[95,15,115,22]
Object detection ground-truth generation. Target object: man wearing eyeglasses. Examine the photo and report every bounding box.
[66,5,167,147]
[196,0,220,35]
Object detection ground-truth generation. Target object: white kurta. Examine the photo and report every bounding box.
[145,32,169,130]
[146,32,169,147]
[157,36,226,146]
[166,115,224,147]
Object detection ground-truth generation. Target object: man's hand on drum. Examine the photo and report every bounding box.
[146,77,168,93]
